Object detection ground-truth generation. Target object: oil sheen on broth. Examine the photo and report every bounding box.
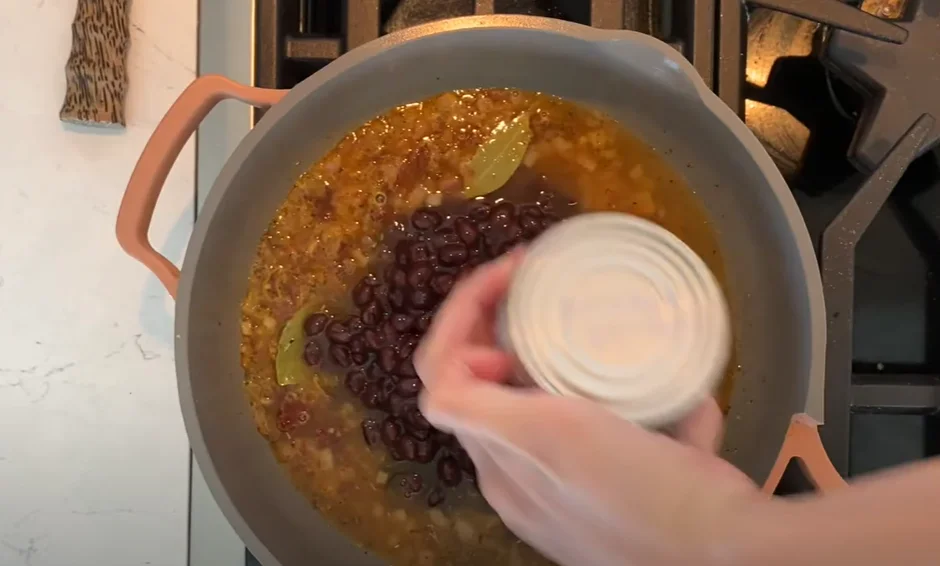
[240,88,731,566]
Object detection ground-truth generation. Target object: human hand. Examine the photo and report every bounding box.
[415,251,763,566]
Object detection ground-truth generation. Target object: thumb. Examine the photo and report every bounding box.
[670,398,724,453]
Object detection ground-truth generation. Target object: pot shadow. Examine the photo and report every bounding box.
[134,201,195,351]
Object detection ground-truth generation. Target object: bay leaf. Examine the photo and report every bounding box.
[275,302,318,387]
[463,112,533,199]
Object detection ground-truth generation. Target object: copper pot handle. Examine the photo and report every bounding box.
[116,75,288,298]
[761,413,847,494]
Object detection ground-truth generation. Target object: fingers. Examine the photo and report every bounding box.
[671,398,724,453]
[416,345,514,392]
[415,250,524,376]
[462,347,516,384]
[424,249,524,350]
[420,375,626,472]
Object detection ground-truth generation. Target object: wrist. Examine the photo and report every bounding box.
[703,496,794,566]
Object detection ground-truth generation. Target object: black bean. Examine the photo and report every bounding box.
[437,456,462,486]
[399,436,418,461]
[411,426,431,440]
[389,267,408,289]
[376,300,393,320]
[351,352,369,366]
[406,409,431,433]
[380,376,398,398]
[326,322,352,344]
[362,272,381,286]
[520,214,542,236]
[430,230,460,249]
[378,347,398,373]
[364,328,386,350]
[389,445,405,461]
[382,417,404,446]
[505,223,523,243]
[485,231,512,255]
[397,378,422,397]
[454,447,475,473]
[438,243,469,266]
[454,217,479,246]
[427,487,446,507]
[387,394,415,417]
[398,358,418,379]
[541,215,559,230]
[349,335,365,354]
[352,280,373,306]
[380,320,401,343]
[373,284,390,301]
[345,370,367,395]
[490,202,515,226]
[303,313,329,336]
[398,334,419,359]
[399,343,416,361]
[374,286,392,316]
[468,201,491,221]
[410,288,434,310]
[430,273,455,296]
[416,312,434,333]
[361,302,380,327]
[395,241,412,266]
[362,418,381,447]
[400,331,420,347]
[411,208,443,231]
[407,262,433,287]
[389,288,406,310]
[415,439,439,464]
[409,242,433,264]
[302,341,322,366]
[520,204,544,218]
[366,364,385,381]
[329,344,352,367]
[434,431,458,448]
[389,312,414,333]
[347,316,364,334]
[360,384,383,408]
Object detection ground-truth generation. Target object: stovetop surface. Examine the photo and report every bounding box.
[195,0,940,563]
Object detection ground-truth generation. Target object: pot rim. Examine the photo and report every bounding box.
[175,14,827,566]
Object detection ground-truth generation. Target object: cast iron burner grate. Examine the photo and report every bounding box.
[814,1,940,476]
[822,0,940,172]
[254,0,717,95]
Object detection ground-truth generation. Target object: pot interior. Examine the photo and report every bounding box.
[178,20,818,566]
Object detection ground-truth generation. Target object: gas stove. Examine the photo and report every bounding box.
[194,0,940,563]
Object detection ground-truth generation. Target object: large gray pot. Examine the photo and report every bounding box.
[116,15,841,566]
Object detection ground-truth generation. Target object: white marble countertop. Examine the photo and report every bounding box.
[0,1,196,564]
